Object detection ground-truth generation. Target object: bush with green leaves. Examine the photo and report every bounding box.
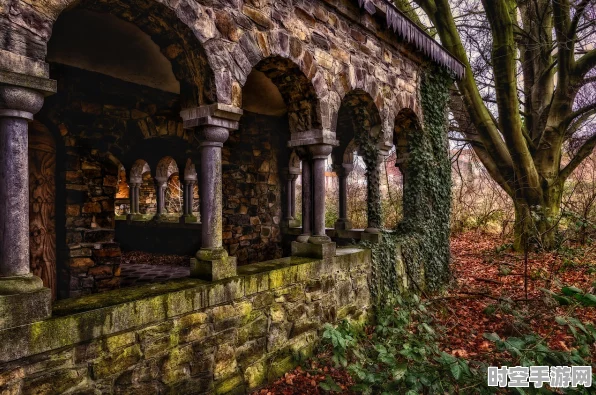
[320,295,486,394]
[319,294,595,394]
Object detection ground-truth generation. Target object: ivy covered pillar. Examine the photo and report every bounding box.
[0,72,56,329]
[181,104,243,281]
[362,149,388,243]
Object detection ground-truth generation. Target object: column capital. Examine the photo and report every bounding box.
[154,177,168,187]
[0,70,56,120]
[180,103,243,130]
[334,163,354,177]
[201,126,230,145]
[308,143,333,159]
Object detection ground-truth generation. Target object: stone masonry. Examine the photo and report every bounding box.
[0,249,371,395]
[0,0,461,390]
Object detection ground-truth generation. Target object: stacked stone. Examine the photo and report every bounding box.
[42,66,195,296]
[0,249,372,394]
[62,148,122,296]
[221,112,286,266]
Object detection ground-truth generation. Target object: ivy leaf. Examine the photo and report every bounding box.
[483,332,501,342]
[319,376,342,392]
[561,286,583,296]
[450,363,462,380]
[393,363,407,380]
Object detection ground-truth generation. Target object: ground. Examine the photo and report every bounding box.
[253,232,596,394]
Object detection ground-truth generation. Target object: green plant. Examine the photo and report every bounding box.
[320,296,488,394]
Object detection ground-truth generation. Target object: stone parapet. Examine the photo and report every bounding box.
[0,248,371,394]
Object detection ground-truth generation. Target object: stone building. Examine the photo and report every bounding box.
[0,0,462,393]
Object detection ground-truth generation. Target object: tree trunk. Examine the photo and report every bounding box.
[513,181,564,251]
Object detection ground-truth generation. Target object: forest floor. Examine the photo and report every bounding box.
[253,232,596,395]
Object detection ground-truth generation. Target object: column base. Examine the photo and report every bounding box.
[291,240,336,259]
[334,219,352,231]
[0,275,51,330]
[281,218,301,229]
[191,248,237,281]
[362,229,382,243]
[180,215,199,224]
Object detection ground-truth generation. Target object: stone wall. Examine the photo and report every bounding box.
[39,65,197,298]
[222,111,289,266]
[0,248,371,395]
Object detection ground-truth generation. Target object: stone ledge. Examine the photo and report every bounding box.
[0,248,370,364]
[0,70,56,95]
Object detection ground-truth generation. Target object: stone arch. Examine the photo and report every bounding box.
[343,139,358,165]
[332,89,382,166]
[130,160,151,184]
[239,55,323,135]
[156,156,179,181]
[45,0,217,107]
[288,150,301,170]
[393,108,422,174]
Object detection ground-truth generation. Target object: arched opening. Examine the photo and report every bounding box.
[36,0,213,297]
[115,165,130,217]
[393,108,421,224]
[221,56,320,265]
[332,90,382,231]
[165,173,183,214]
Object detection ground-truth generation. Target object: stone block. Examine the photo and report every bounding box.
[0,282,51,330]
[361,231,381,243]
[192,249,237,281]
[291,241,336,259]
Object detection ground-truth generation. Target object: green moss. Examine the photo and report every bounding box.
[52,278,207,317]
[363,65,453,303]
[244,360,267,389]
[214,373,244,395]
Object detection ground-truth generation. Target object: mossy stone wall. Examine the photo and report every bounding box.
[0,248,370,395]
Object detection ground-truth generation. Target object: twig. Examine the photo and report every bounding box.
[473,277,504,285]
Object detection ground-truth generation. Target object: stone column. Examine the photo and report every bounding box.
[180,103,242,281]
[310,144,332,240]
[290,174,297,219]
[128,181,141,216]
[181,178,197,223]
[334,164,353,230]
[291,144,336,259]
[154,177,167,220]
[285,173,294,221]
[297,157,312,242]
[282,168,300,229]
[362,153,385,243]
[0,81,54,329]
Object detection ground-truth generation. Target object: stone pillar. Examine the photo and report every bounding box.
[310,144,332,240]
[128,182,141,216]
[290,174,297,219]
[285,174,294,221]
[180,103,242,281]
[0,78,55,329]
[292,144,336,259]
[181,179,198,223]
[282,168,300,229]
[334,164,353,230]
[362,153,385,243]
[297,156,312,242]
[154,177,167,220]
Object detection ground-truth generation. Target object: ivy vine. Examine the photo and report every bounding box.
[363,65,454,305]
